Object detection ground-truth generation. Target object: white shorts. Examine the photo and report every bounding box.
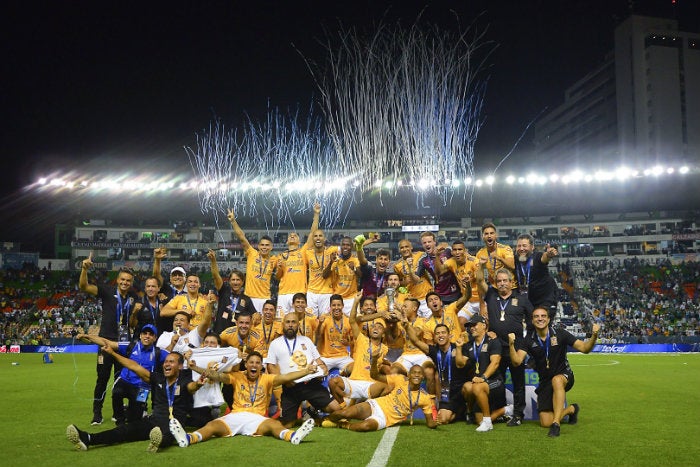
[416,299,431,319]
[458,301,481,321]
[219,411,267,437]
[276,294,296,318]
[366,398,387,430]
[306,292,333,317]
[395,353,430,372]
[321,356,353,374]
[250,298,269,314]
[342,377,374,401]
[341,297,356,317]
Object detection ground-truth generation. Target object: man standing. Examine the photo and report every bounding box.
[439,241,483,329]
[266,313,342,428]
[475,262,533,427]
[208,250,256,333]
[227,208,278,313]
[275,203,320,316]
[129,276,163,336]
[316,295,354,377]
[416,232,460,305]
[514,234,560,320]
[306,229,337,317]
[395,239,432,318]
[152,248,187,334]
[330,237,361,316]
[509,308,600,437]
[356,235,392,299]
[159,274,210,329]
[421,291,466,345]
[476,223,515,287]
[79,253,140,425]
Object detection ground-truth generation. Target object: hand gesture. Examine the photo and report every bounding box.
[545,244,559,258]
[227,208,236,223]
[207,249,216,261]
[82,252,94,270]
[154,248,167,260]
[313,202,321,214]
[592,322,601,334]
[507,333,516,345]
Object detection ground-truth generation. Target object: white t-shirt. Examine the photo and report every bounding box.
[267,334,324,382]
[189,347,240,408]
[156,328,203,359]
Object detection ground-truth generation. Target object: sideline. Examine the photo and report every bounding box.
[366,426,399,467]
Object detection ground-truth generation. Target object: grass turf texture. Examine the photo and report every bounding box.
[2,352,699,467]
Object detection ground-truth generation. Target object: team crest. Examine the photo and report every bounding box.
[551,336,558,346]
[483,343,488,351]
[301,344,308,350]
[512,298,518,306]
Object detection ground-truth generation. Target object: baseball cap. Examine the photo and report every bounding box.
[467,314,487,326]
[140,324,157,334]
[170,266,186,276]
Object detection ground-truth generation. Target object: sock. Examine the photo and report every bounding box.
[482,417,492,424]
[280,429,293,442]
[188,432,202,444]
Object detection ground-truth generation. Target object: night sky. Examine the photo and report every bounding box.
[2,0,697,255]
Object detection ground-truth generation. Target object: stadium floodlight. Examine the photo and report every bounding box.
[505,175,515,184]
[526,173,537,185]
[475,179,483,187]
[485,175,495,186]
[549,174,559,183]
[417,178,430,191]
[666,167,674,174]
[679,166,689,174]
[517,176,525,184]
[353,180,360,187]
[651,165,664,176]
[397,180,404,186]
[374,179,383,188]
[463,177,473,185]
[384,180,394,189]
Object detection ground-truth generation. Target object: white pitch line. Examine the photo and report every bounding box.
[366,426,399,467]
[573,360,620,367]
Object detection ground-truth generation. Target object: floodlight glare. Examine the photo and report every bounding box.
[679,166,689,174]
[505,175,515,184]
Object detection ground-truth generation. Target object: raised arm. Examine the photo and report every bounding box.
[75,333,118,350]
[78,253,98,296]
[302,202,321,249]
[102,343,150,382]
[207,249,224,291]
[227,208,252,251]
[369,353,387,384]
[541,243,559,265]
[402,318,429,354]
[152,248,166,287]
[508,333,528,367]
[474,257,489,297]
[349,290,363,338]
[572,322,600,354]
[196,291,216,338]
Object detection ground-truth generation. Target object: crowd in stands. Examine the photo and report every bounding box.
[2,253,699,346]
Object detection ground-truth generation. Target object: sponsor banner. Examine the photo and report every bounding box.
[2,345,99,354]
[592,343,697,353]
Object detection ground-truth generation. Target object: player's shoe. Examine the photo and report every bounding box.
[548,422,561,437]
[147,427,163,452]
[568,403,580,425]
[66,424,89,451]
[507,416,522,427]
[169,418,189,447]
[90,416,103,426]
[291,418,315,445]
[475,419,493,432]
[320,418,338,428]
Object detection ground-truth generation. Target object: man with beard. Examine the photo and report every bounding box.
[476,223,515,288]
[514,234,560,320]
[475,261,533,427]
[266,313,341,428]
[152,249,187,335]
[416,232,461,306]
[438,241,484,330]
[316,295,354,377]
[329,237,362,316]
[394,239,432,318]
[276,203,320,316]
[306,229,338,317]
[208,250,256,334]
[182,351,316,446]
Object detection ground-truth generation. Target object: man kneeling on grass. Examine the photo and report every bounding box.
[323,353,438,431]
[508,307,600,437]
[180,351,315,446]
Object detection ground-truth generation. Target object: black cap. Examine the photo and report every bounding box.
[467,314,486,326]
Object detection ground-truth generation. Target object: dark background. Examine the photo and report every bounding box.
[2,0,698,255]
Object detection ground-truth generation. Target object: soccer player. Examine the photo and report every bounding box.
[227,208,279,313]
[316,295,354,376]
[330,236,361,315]
[476,223,515,287]
[305,228,338,317]
[159,274,210,328]
[508,308,600,437]
[394,239,432,318]
[324,353,438,431]
[356,234,392,299]
[182,351,316,446]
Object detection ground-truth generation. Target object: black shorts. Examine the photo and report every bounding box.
[535,370,575,412]
[438,386,467,418]
[280,378,333,423]
[472,378,507,413]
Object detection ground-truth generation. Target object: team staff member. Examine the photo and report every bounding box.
[208,250,256,333]
[79,253,141,425]
[475,262,533,427]
[509,308,600,437]
[461,314,508,432]
[152,248,187,335]
[514,234,560,320]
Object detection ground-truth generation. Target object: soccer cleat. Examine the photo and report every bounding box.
[475,419,493,432]
[66,424,88,451]
[147,427,163,452]
[320,418,338,428]
[291,418,315,445]
[507,416,522,427]
[169,418,189,447]
[548,422,561,437]
[90,416,103,426]
[568,403,580,425]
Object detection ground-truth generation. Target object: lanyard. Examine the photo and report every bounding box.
[436,347,451,383]
[536,331,551,369]
[332,317,344,335]
[186,295,199,314]
[473,338,485,374]
[284,336,297,356]
[238,332,250,352]
[145,297,159,323]
[248,378,260,406]
[262,322,273,344]
[115,292,131,326]
[408,387,420,425]
[314,250,325,274]
[517,257,532,289]
[257,256,270,279]
[374,271,386,293]
[498,297,511,321]
[165,380,177,419]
